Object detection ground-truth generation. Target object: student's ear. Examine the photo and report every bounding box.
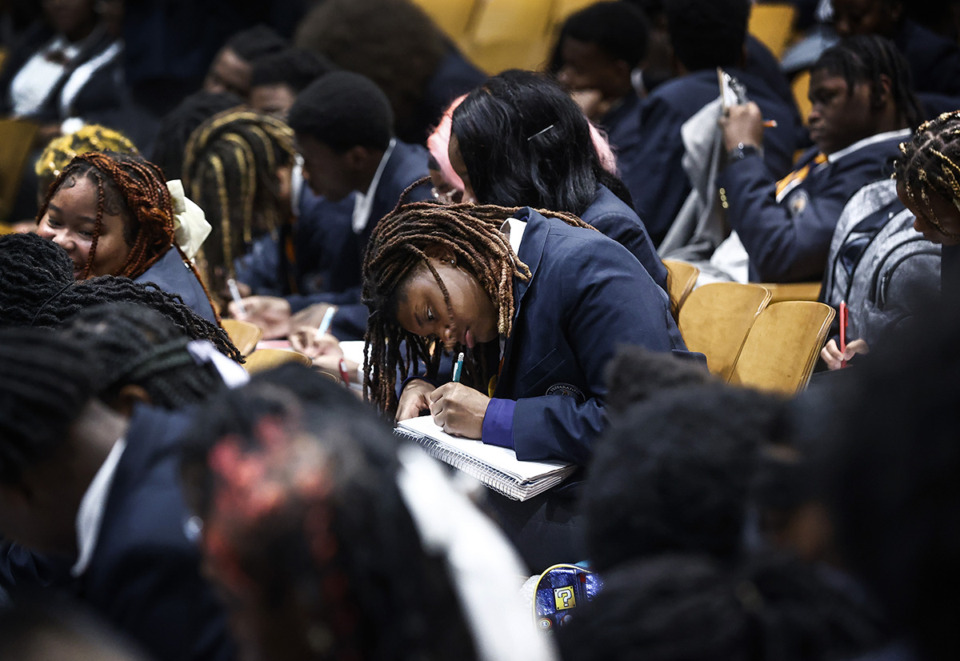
[874,74,893,110]
[111,384,152,417]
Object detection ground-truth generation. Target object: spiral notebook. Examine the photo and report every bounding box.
[395,416,576,502]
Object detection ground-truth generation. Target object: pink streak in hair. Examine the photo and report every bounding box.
[589,121,619,176]
[426,94,467,192]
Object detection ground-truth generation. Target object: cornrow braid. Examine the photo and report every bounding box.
[895,109,960,239]
[0,327,95,486]
[37,151,220,319]
[814,35,923,129]
[31,276,243,363]
[361,200,593,413]
[60,302,228,409]
[182,109,297,300]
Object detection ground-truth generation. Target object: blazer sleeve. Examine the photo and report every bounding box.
[510,242,682,465]
[718,153,849,282]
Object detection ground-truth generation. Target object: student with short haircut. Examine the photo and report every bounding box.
[203,24,286,100]
[550,1,649,183]
[0,328,236,661]
[248,48,336,119]
[233,71,432,340]
[719,35,922,282]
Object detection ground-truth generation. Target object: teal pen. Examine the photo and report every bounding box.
[452,351,464,383]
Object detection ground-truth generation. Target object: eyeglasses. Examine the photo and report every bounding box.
[431,185,463,205]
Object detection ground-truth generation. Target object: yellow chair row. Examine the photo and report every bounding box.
[665,260,833,395]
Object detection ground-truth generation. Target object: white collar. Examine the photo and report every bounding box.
[72,438,127,577]
[826,128,912,164]
[352,138,396,233]
[500,217,527,254]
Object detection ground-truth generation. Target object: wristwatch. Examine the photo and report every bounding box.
[728,142,760,162]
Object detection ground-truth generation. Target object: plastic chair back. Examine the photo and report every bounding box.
[729,301,835,395]
[0,118,39,222]
[243,348,313,374]
[678,282,771,381]
[220,318,263,357]
[663,259,700,320]
[748,3,797,58]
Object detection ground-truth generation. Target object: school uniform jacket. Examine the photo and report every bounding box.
[77,405,235,661]
[137,247,217,324]
[482,208,689,466]
[580,184,668,292]
[717,130,908,283]
[285,141,432,340]
[626,67,798,246]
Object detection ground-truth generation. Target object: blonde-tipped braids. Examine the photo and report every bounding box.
[895,110,960,240]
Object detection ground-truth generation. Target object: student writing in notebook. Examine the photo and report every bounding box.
[362,201,693,568]
[363,201,692,467]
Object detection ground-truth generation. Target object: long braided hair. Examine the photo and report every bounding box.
[182,109,297,299]
[37,151,219,317]
[60,302,229,410]
[362,200,593,413]
[894,109,960,240]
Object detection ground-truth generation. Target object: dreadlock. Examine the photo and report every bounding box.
[361,200,593,413]
[28,275,243,363]
[894,109,960,240]
[0,327,96,486]
[60,302,228,410]
[34,124,139,202]
[813,35,923,129]
[37,151,219,316]
[182,108,297,300]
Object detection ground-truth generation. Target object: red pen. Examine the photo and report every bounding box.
[339,358,350,386]
[839,301,848,368]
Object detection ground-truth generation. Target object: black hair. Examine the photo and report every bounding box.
[179,365,478,661]
[604,345,716,417]
[558,1,650,68]
[0,237,241,361]
[622,0,665,19]
[0,233,74,326]
[558,552,885,661]
[664,0,750,71]
[812,35,922,129]
[150,90,244,181]
[224,24,287,63]
[822,309,960,660]
[0,327,95,487]
[287,71,394,152]
[581,383,785,572]
[250,48,337,92]
[451,69,604,216]
[293,0,448,142]
[59,302,227,410]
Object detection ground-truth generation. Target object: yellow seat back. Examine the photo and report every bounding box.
[0,118,39,222]
[464,0,554,73]
[243,348,313,374]
[220,318,264,357]
[409,0,479,42]
[792,69,812,126]
[748,3,797,59]
[662,259,700,320]
[757,280,822,303]
[678,282,772,381]
[729,301,835,395]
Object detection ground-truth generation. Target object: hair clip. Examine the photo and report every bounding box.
[527,124,555,142]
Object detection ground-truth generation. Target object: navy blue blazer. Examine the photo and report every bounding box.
[0,406,235,661]
[287,141,432,340]
[79,405,234,661]
[717,132,906,282]
[490,208,688,466]
[626,67,799,245]
[137,247,217,324]
[580,185,668,292]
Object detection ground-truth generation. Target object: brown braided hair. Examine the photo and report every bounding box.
[895,109,960,240]
[361,199,594,414]
[182,108,297,299]
[36,151,220,320]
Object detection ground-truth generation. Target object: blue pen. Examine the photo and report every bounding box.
[452,351,464,383]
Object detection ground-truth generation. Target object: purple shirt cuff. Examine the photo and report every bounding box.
[481,398,515,449]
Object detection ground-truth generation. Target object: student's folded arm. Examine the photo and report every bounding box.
[719,156,849,282]
[503,243,681,466]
